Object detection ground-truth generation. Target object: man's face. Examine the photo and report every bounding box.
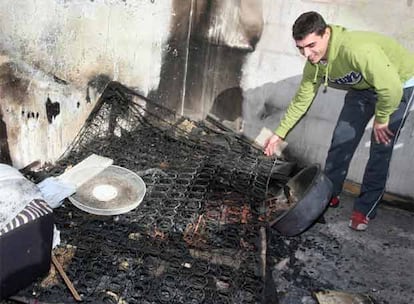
[295,28,330,64]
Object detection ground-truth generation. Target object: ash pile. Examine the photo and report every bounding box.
[17,83,315,304]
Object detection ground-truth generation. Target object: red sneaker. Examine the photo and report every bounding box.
[329,196,340,208]
[349,211,369,231]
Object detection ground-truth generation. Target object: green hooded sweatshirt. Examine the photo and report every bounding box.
[275,25,414,139]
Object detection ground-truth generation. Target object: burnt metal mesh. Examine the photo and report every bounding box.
[20,84,298,303]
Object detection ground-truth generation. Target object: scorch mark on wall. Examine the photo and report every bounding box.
[45,97,61,123]
[21,110,40,120]
[0,62,30,104]
[0,108,12,165]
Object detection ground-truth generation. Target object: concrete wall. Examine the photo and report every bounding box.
[0,0,173,167]
[0,0,413,197]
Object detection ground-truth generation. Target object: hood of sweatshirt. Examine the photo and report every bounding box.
[326,25,347,63]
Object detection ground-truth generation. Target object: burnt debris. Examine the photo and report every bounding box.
[15,83,312,304]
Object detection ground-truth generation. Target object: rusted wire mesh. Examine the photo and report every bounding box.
[21,83,298,303]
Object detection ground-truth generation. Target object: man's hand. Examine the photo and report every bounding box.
[264,134,283,156]
[373,120,394,145]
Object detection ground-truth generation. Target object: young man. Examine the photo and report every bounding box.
[264,11,414,231]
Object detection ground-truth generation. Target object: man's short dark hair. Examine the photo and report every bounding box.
[292,11,327,41]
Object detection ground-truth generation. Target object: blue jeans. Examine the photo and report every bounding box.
[324,86,414,218]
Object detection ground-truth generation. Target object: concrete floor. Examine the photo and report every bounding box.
[271,192,414,304]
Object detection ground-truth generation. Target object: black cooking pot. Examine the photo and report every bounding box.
[270,164,332,236]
